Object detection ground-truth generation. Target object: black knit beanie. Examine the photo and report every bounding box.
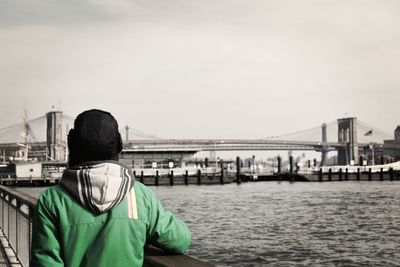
[68,109,123,166]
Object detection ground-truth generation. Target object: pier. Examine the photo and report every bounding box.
[0,162,64,186]
[299,166,400,182]
[0,185,212,267]
[1,160,399,188]
[0,176,60,187]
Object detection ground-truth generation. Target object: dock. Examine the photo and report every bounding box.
[1,159,400,187]
[0,177,60,187]
[0,161,62,186]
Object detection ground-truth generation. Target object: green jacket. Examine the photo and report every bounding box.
[31,161,191,267]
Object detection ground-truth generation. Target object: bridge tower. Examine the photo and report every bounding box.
[337,117,358,165]
[46,111,66,161]
[320,123,328,166]
[125,125,130,142]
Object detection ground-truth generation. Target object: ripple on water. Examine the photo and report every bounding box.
[153,182,400,266]
[16,182,400,266]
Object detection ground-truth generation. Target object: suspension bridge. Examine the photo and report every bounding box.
[0,111,397,165]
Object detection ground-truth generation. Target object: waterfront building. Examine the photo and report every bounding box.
[381,126,400,161]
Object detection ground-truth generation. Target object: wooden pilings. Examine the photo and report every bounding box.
[127,153,398,186]
[220,162,224,185]
[185,170,189,185]
[197,169,201,185]
[155,170,159,186]
[169,171,174,186]
[311,166,397,182]
[277,156,282,174]
[236,156,241,184]
[390,168,394,181]
[289,156,293,174]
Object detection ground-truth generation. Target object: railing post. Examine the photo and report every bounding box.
[1,193,4,231]
[380,168,384,181]
[345,168,349,181]
[339,168,342,181]
[29,206,33,265]
[357,168,360,181]
[319,168,323,182]
[7,194,10,245]
[140,171,144,183]
[328,168,332,181]
[16,199,19,256]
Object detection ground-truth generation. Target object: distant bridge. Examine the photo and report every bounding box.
[0,111,397,165]
[124,139,341,152]
[123,118,395,165]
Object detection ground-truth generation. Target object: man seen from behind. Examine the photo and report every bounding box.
[31,109,191,267]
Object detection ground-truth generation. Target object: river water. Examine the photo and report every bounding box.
[17,181,400,266]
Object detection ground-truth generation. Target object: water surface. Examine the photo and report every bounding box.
[153,182,400,267]
[18,181,400,266]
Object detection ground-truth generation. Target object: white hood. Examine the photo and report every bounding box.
[60,161,134,214]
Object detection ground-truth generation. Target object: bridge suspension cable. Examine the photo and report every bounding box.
[264,120,337,142]
[123,127,162,141]
[357,120,393,143]
[0,114,74,144]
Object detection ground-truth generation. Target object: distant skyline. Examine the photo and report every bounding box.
[1,0,399,139]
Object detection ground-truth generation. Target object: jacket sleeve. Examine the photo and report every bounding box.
[31,193,64,267]
[146,188,191,254]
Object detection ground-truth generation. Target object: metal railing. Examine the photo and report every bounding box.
[0,185,35,266]
[0,185,212,267]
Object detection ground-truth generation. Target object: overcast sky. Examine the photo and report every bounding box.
[0,0,399,139]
